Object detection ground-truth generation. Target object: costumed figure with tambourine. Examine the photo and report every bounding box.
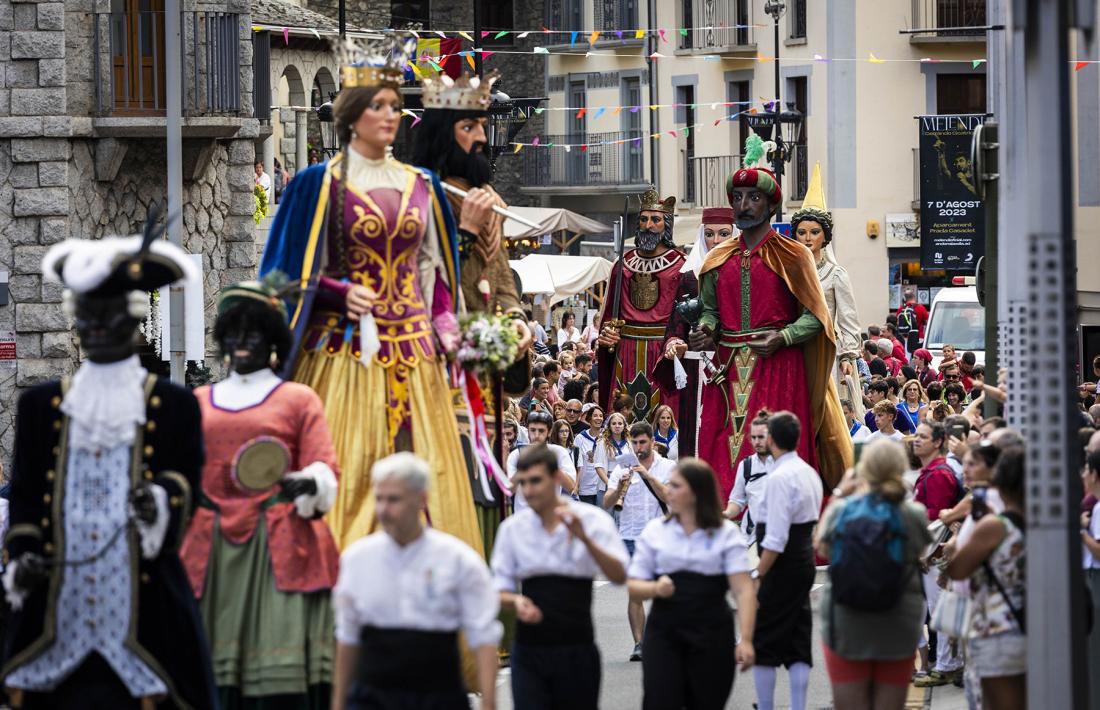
[690,135,853,503]
[180,279,340,709]
[597,188,698,454]
[791,162,864,420]
[259,34,484,555]
[409,69,532,558]
[2,216,217,709]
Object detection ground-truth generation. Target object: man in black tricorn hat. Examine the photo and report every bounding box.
[2,217,217,709]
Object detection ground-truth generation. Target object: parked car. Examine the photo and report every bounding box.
[924,286,985,369]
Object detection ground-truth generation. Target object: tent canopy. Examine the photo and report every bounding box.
[503,206,612,240]
[508,254,613,305]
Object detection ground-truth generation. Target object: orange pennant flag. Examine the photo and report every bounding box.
[466,54,476,70]
[589,31,600,44]
[1076,61,1091,71]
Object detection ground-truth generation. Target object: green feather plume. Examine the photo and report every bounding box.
[743,132,766,169]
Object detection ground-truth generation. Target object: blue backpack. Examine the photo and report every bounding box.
[829,494,910,612]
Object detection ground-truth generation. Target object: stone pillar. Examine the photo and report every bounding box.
[295,109,308,173]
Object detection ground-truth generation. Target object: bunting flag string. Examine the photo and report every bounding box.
[506,111,749,152]
[395,99,768,116]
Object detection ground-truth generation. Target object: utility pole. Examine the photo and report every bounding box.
[1013,0,1089,706]
[339,0,345,38]
[165,0,185,384]
[764,0,784,220]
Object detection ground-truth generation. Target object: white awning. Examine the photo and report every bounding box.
[503,207,612,239]
[508,254,614,305]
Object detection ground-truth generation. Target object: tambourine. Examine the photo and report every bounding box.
[231,437,291,493]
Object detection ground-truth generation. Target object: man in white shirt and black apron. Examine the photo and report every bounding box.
[751,411,822,710]
[331,453,503,710]
[492,444,629,709]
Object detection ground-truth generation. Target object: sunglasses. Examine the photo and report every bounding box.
[567,408,582,414]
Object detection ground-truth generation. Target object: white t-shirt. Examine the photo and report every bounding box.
[557,327,581,349]
[758,452,823,554]
[629,518,751,579]
[256,171,273,206]
[506,444,577,513]
[593,438,627,493]
[728,453,773,522]
[1084,500,1100,570]
[573,430,601,496]
[867,429,905,443]
[849,423,872,443]
[606,454,675,540]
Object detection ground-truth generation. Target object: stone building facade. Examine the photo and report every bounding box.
[0,0,262,463]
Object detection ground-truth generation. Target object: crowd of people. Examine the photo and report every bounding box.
[2,32,1098,710]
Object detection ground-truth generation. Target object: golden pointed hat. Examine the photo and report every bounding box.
[791,161,833,236]
[421,70,499,112]
[639,186,676,214]
[337,33,417,90]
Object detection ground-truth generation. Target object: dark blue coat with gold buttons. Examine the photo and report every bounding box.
[2,376,217,710]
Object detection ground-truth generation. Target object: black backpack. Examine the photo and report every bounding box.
[897,305,916,339]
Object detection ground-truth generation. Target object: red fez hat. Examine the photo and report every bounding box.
[701,207,735,224]
[726,167,782,205]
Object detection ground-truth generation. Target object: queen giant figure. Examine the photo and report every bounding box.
[259,35,483,553]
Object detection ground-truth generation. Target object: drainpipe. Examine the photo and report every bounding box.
[647,0,659,187]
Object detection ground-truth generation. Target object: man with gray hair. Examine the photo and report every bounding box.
[877,338,902,376]
[331,452,502,710]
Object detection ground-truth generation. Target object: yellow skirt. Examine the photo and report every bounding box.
[293,342,485,556]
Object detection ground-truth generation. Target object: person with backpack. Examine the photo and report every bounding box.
[896,291,929,343]
[946,446,1027,710]
[912,421,966,687]
[815,439,933,710]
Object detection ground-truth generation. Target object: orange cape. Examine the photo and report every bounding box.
[701,233,854,488]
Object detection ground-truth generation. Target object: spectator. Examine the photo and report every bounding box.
[527,377,553,418]
[885,377,902,404]
[944,383,967,415]
[959,352,978,390]
[878,340,902,376]
[1089,404,1100,429]
[724,411,774,533]
[843,399,872,443]
[926,381,944,404]
[926,400,950,424]
[612,394,635,423]
[946,447,1027,710]
[557,311,582,350]
[255,160,273,207]
[502,418,520,453]
[579,317,601,351]
[978,416,1006,437]
[896,290,930,341]
[273,158,285,203]
[551,419,578,483]
[884,323,908,362]
[868,400,904,442]
[542,362,561,404]
[562,376,589,405]
[911,422,964,687]
[652,404,679,461]
[552,401,567,421]
[594,412,629,499]
[574,406,606,505]
[1081,449,1100,710]
[869,358,889,379]
[899,365,918,386]
[505,411,577,514]
[912,348,938,390]
[564,399,586,435]
[942,415,972,481]
[526,309,548,348]
[557,351,576,396]
[897,379,927,434]
[575,352,594,379]
[816,439,932,710]
[865,380,913,434]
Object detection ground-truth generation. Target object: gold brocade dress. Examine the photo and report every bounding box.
[289,150,483,554]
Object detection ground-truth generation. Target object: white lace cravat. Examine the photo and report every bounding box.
[61,355,148,452]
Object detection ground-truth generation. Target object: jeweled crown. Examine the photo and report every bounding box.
[336,34,417,90]
[639,186,676,214]
[421,71,499,112]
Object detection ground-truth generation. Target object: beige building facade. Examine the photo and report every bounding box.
[529,0,1100,335]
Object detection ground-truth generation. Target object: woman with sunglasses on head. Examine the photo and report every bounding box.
[628,458,757,709]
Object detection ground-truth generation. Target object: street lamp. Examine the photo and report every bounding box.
[316,101,338,157]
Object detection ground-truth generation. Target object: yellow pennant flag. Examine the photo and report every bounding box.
[589,31,600,44]
[466,54,476,70]
[457,31,474,41]
[757,52,772,63]
[635,29,645,39]
[513,143,522,153]
[869,52,885,64]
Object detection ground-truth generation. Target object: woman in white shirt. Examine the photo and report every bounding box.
[593,412,628,504]
[557,311,581,350]
[573,406,605,505]
[628,458,757,709]
[1082,450,1100,710]
[652,405,680,461]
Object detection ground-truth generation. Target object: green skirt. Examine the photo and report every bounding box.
[200,515,334,707]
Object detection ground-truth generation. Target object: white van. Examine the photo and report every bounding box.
[923,286,985,369]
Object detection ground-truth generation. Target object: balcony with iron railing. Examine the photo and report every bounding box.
[518,130,650,194]
[92,9,242,122]
[688,154,742,208]
[678,0,755,55]
[909,0,987,43]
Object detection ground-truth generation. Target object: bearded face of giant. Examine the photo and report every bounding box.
[635,210,674,254]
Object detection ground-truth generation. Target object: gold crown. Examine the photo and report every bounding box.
[336,34,417,89]
[639,186,676,214]
[421,71,499,111]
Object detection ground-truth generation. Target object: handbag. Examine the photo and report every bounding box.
[930,588,972,638]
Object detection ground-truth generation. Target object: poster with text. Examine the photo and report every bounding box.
[918,114,984,271]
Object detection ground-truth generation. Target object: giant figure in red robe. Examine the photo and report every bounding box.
[691,167,852,501]
[597,187,697,454]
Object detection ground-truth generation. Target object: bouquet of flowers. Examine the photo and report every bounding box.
[456,313,521,375]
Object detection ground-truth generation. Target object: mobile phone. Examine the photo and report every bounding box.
[971,486,989,521]
[947,422,968,442]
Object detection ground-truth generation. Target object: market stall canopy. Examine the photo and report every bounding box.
[509,255,614,305]
[503,207,612,240]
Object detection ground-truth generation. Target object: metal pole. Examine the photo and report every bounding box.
[1019,0,1089,706]
[773,10,783,221]
[647,0,659,187]
[338,0,345,39]
[979,121,999,419]
[166,0,186,384]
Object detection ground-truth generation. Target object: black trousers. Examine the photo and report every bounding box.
[510,641,600,710]
[17,653,143,710]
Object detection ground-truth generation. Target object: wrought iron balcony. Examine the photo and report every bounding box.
[93,9,241,117]
[689,154,742,208]
[910,0,987,40]
[679,0,755,53]
[519,131,649,192]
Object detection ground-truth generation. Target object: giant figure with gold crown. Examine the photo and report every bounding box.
[690,135,853,502]
[792,163,864,416]
[597,188,698,452]
[258,35,484,555]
